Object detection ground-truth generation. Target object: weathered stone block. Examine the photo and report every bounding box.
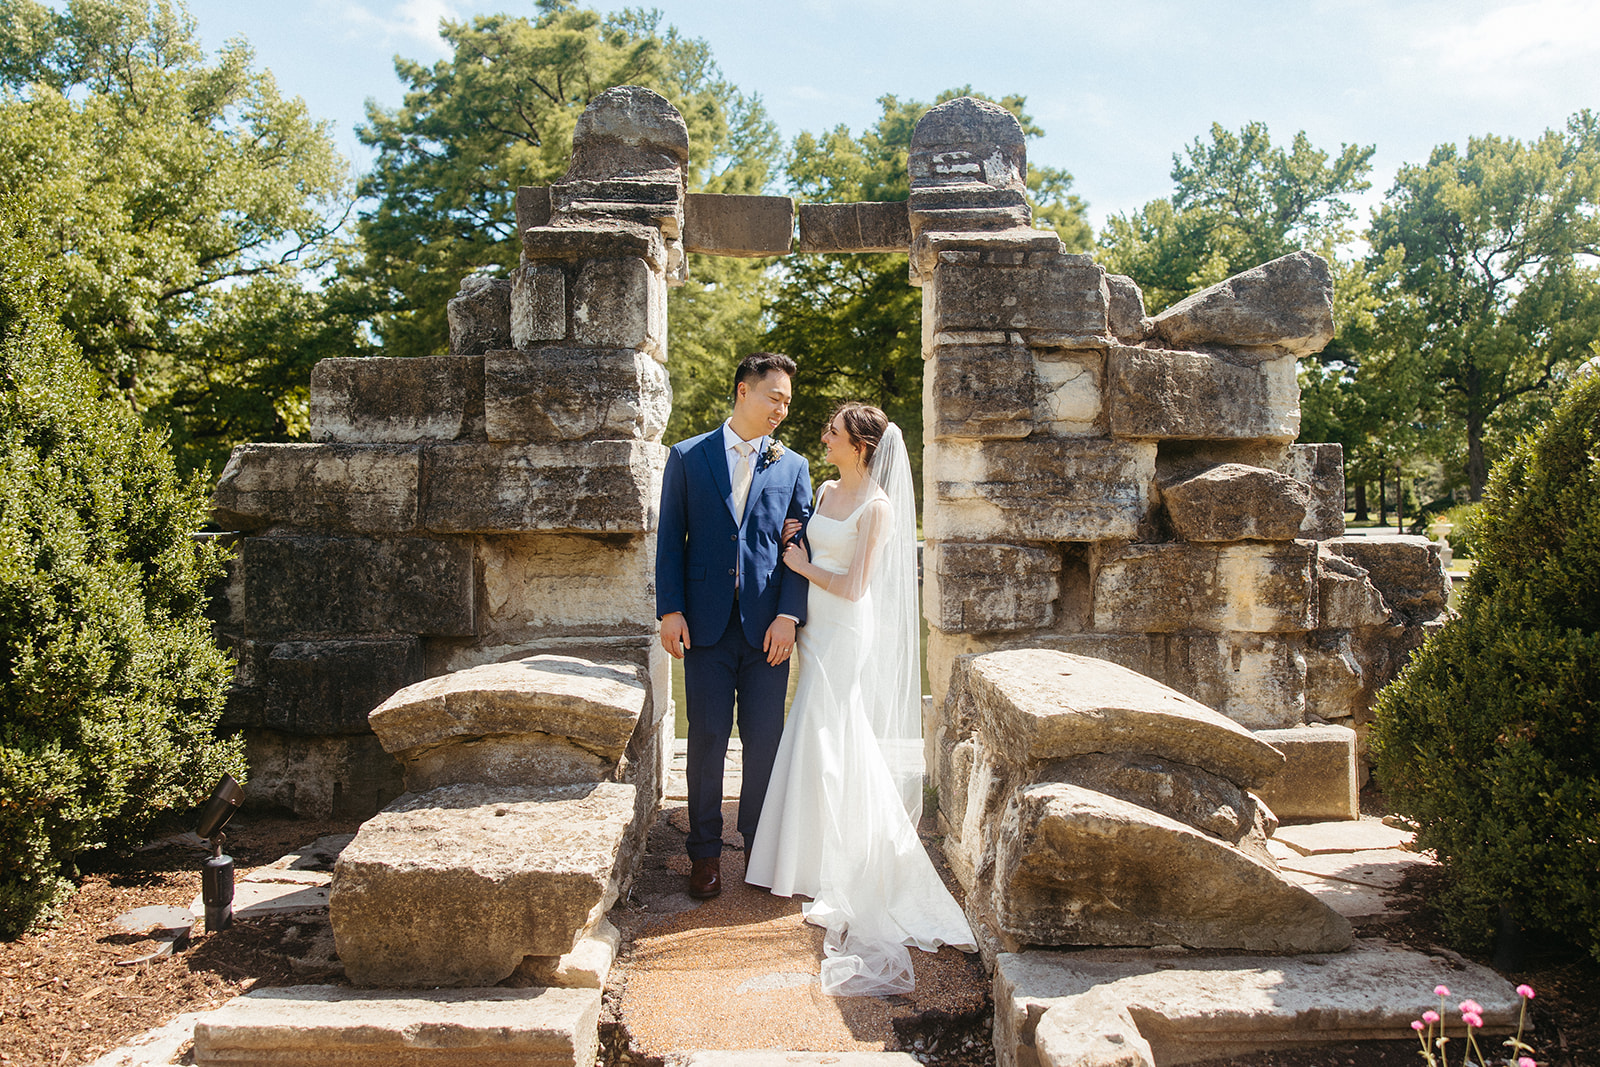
[931,253,1109,338]
[909,96,1027,195]
[994,781,1350,952]
[928,344,1035,439]
[1253,723,1359,821]
[561,85,689,184]
[212,443,420,534]
[240,536,475,637]
[515,184,553,234]
[421,441,664,534]
[522,222,665,270]
[924,438,1154,542]
[1092,541,1317,634]
[241,730,404,820]
[485,348,669,443]
[1150,250,1335,358]
[797,201,911,253]
[684,192,794,256]
[191,985,601,1067]
[1283,442,1346,539]
[1108,345,1300,442]
[478,533,655,640]
[1160,463,1311,542]
[264,638,424,736]
[330,781,636,987]
[368,655,647,792]
[1318,551,1392,629]
[571,257,664,356]
[1043,752,1263,847]
[1326,536,1450,624]
[1106,274,1150,343]
[1033,351,1103,436]
[924,542,1060,632]
[1304,629,1368,723]
[446,276,512,355]
[950,649,1284,788]
[310,355,484,444]
[511,263,566,347]
[1159,631,1307,729]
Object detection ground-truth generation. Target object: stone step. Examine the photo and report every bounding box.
[191,985,599,1067]
[995,941,1520,1067]
[330,781,636,988]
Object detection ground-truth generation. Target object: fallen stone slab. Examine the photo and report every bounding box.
[191,985,599,1067]
[994,782,1351,954]
[1273,818,1414,855]
[995,940,1520,1067]
[1148,250,1334,359]
[88,1011,211,1067]
[330,781,637,987]
[1276,848,1434,889]
[1279,870,1396,921]
[368,654,647,791]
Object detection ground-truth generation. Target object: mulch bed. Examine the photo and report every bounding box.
[0,816,361,1067]
[1,805,1597,1067]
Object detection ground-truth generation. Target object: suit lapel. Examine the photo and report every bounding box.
[696,433,737,524]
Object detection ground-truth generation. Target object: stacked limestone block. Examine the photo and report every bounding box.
[943,648,1351,962]
[210,87,681,833]
[910,98,1449,822]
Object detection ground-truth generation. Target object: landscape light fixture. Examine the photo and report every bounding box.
[195,773,245,933]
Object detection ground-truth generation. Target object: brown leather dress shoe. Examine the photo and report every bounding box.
[688,856,721,899]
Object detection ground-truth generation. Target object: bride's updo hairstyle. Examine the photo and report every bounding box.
[833,402,889,468]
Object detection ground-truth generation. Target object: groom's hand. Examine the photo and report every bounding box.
[764,616,796,666]
[660,612,690,659]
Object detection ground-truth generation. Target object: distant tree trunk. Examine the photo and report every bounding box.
[1467,409,1488,502]
[1354,480,1368,522]
[1378,468,1388,525]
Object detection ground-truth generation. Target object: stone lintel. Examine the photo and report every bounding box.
[796,201,911,254]
[684,192,794,256]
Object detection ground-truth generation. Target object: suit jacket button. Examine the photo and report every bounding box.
[727,568,736,575]
[731,534,737,541]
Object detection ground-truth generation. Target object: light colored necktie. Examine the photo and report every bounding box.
[731,440,755,522]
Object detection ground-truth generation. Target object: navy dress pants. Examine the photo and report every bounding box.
[681,600,789,860]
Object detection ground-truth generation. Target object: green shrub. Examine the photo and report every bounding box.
[0,195,243,937]
[1371,370,1600,958]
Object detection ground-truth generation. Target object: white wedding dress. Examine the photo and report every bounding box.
[745,442,975,996]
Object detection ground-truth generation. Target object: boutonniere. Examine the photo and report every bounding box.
[761,440,786,468]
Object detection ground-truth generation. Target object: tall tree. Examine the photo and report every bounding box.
[353,0,781,371]
[763,89,1093,491]
[0,0,355,474]
[1098,121,1374,313]
[1367,112,1600,500]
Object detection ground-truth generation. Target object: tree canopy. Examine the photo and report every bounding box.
[0,0,355,474]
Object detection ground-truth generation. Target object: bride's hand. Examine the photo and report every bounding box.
[783,540,809,572]
[781,518,803,543]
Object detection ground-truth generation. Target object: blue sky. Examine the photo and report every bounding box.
[183,0,1599,229]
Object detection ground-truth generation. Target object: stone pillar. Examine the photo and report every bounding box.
[912,97,1438,835]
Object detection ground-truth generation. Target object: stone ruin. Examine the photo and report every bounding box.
[193,88,1457,1065]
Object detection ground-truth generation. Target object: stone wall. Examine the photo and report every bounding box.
[211,87,679,822]
[909,98,1450,829]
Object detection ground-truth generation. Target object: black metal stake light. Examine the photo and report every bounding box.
[195,773,245,933]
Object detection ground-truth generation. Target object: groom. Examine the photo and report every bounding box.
[656,352,813,899]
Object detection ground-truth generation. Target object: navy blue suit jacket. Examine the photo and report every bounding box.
[656,428,813,648]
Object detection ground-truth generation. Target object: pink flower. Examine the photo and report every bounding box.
[1463,1011,1483,1028]
[1422,1010,1440,1023]
[1459,999,1483,1015]
[1517,984,1536,999]
[1518,1058,1537,1067]
[1411,1020,1425,1032]
[1434,985,1451,997]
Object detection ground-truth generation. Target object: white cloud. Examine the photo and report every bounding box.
[324,0,465,57]
[1429,0,1600,68]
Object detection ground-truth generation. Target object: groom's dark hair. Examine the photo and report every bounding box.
[734,352,797,391]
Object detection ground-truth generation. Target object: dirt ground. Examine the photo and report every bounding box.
[0,806,1595,1067]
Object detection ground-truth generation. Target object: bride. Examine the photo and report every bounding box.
[744,401,975,996]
